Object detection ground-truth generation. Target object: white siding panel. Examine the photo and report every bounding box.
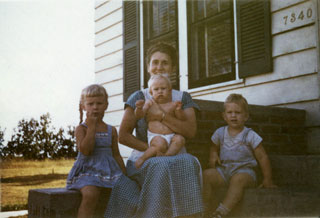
[95,35,122,59]
[271,0,306,12]
[95,50,123,72]
[95,1,108,9]
[272,1,316,35]
[105,94,124,112]
[95,22,122,46]
[246,49,317,85]
[95,8,122,33]
[195,74,319,106]
[95,0,122,21]
[95,64,123,84]
[273,25,316,57]
[104,108,124,125]
[102,79,123,97]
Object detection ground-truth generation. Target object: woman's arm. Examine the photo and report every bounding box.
[111,126,127,174]
[119,106,149,152]
[162,107,197,138]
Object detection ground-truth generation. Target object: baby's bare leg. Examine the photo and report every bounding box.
[165,134,185,156]
[135,136,167,169]
[222,173,255,211]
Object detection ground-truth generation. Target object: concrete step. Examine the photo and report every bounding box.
[212,187,320,217]
[268,155,320,188]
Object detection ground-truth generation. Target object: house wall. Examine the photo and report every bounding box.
[94,0,320,154]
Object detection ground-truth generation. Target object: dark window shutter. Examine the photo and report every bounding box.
[237,0,272,78]
[123,1,140,101]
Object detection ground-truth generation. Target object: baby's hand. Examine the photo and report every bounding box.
[135,100,145,109]
[175,101,182,110]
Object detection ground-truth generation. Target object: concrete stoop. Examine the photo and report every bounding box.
[212,187,320,217]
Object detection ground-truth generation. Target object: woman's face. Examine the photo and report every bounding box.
[147,51,175,76]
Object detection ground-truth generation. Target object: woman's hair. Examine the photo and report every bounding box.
[79,84,108,124]
[145,42,177,68]
[148,74,172,95]
[224,93,249,114]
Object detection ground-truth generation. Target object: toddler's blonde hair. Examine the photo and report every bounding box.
[79,84,108,124]
[224,93,249,114]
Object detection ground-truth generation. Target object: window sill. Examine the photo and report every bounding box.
[188,79,244,97]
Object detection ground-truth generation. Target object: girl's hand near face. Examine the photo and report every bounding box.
[85,111,98,129]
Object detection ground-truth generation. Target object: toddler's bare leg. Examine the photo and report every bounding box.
[135,136,167,169]
[222,173,255,211]
[78,185,100,218]
[202,168,225,212]
[165,134,185,156]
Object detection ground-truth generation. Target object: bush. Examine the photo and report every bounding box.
[0,113,77,160]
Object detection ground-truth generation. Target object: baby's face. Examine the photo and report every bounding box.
[223,102,248,130]
[150,78,171,103]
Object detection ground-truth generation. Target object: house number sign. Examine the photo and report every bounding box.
[273,0,316,34]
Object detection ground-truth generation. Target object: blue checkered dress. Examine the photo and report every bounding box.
[104,89,203,218]
[104,154,203,218]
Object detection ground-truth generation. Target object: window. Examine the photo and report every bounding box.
[188,0,235,88]
[143,0,179,89]
[122,0,272,99]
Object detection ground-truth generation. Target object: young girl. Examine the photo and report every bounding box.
[66,84,126,218]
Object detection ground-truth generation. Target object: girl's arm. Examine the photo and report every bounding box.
[111,126,126,174]
[254,144,277,188]
[119,106,149,152]
[76,117,96,156]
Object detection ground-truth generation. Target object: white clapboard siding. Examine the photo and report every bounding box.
[271,0,306,12]
[272,0,316,35]
[101,79,123,97]
[195,73,319,106]
[105,94,124,113]
[95,8,122,33]
[95,35,122,59]
[95,0,122,21]
[95,21,122,46]
[104,109,124,126]
[245,49,317,86]
[95,49,122,72]
[95,64,122,84]
[95,1,108,9]
[273,25,316,57]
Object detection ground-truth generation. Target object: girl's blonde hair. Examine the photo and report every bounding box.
[79,84,108,124]
[224,93,249,114]
[148,74,172,95]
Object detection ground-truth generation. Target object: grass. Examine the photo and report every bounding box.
[0,158,75,212]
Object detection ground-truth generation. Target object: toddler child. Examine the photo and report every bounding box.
[66,84,126,218]
[134,74,186,169]
[203,93,276,218]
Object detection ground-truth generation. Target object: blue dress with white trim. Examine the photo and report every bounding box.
[66,124,122,190]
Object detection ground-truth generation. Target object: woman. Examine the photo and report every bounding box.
[105,42,203,218]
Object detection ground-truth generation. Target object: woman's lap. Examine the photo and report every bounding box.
[104,153,203,218]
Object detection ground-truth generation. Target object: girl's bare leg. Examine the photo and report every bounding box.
[78,186,100,218]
